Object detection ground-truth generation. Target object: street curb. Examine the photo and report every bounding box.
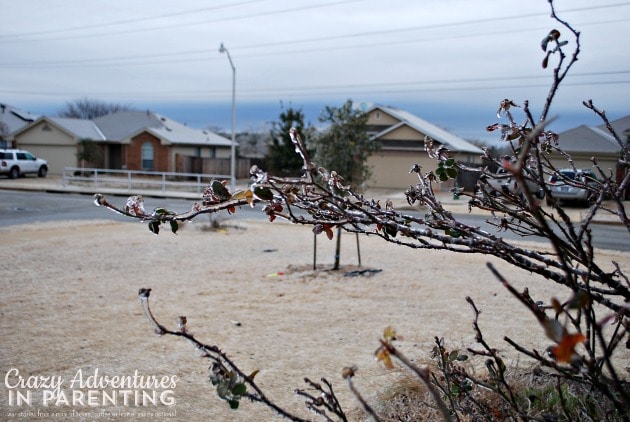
[1,177,625,226]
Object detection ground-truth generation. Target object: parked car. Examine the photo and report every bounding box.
[0,149,48,179]
[483,168,545,199]
[546,169,599,205]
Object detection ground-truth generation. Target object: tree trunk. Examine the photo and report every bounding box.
[333,227,342,270]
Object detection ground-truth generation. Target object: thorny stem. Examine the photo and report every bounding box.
[138,288,312,422]
[92,2,629,419]
[465,297,519,411]
[343,375,380,422]
[380,340,453,422]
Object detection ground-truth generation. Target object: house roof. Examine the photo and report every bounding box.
[93,111,233,147]
[11,116,107,141]
[47,117,107,140]
[598,115,630,141]
[368,105,483,154]
[558,115,630,155]
[0,103,39,136]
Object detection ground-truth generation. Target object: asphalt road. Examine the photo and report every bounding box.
[1,189,628,252]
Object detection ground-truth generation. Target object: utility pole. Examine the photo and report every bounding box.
[219,43,236,193]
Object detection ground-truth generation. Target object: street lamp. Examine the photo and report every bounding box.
[219,42,236,193]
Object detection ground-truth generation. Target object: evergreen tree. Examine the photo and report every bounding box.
[264,105,313,177]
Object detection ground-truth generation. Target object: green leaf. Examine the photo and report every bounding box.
[212,180,232,202]
[253,186,274,201]
[154,207,174,215]
[384,225,397,238]
[231,383,247,396]
[445,158,455,167]
[446,167,458,178]
[228,399,240,410]
[170,220,178,234]
[148,221,160,235]
[439,173,449,182]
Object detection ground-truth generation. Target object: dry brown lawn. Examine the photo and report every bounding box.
[1,218,628,421]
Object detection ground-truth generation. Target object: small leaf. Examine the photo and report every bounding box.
[383,326,397,342]
[324,225,334,240]
[231,383,246,396]
[212,180,232,202]
[375,348,394,369]
[541,35,550,52]
[228,399,240,410]
[248,370,259,381]
[233,189,255,206]
[446,167,458,178]
[542,54,549,69]
[551,333,585,363]
[253,186,274,201]
[170,220,178,234]
[154,207,174,215]
[445,158,455,167]
[439,173,449,182]
[148,221,160,235]
[384,225,397,238]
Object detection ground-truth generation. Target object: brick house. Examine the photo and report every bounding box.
[12,110,240,176]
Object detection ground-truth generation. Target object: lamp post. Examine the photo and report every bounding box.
[219,42,236,193]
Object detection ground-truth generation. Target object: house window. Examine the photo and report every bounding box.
[141,142,154,170]
[375,111,381,120]
[42,124,52,131]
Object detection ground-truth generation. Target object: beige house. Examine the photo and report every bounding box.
[11,117,105,175]
[365,105,483,189]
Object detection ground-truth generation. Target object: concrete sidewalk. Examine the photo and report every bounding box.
[0,175,625,225]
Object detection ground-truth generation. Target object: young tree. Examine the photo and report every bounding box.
[313,99,379,191]
[310,99,378,269]
[76,138,103,172]
[264,104,313,177]
[95,3,629,420]
[58,97,131,119]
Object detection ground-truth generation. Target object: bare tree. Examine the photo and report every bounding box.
[58,97,132,119]
[95,2,629,420]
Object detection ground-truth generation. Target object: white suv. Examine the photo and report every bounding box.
[0,149,48,179]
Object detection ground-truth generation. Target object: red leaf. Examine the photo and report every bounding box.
[551,333,585,363]
[324,226,334,240]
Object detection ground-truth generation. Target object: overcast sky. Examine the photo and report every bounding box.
[1,0,629,142]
